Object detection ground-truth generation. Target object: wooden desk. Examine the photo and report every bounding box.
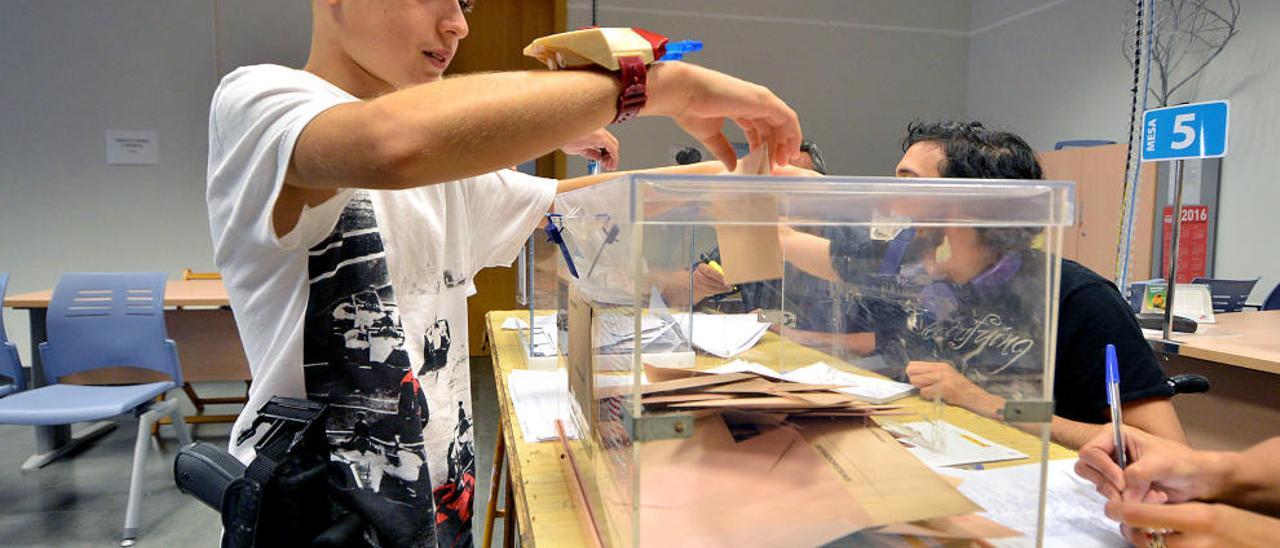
[1147,310,1280,375]
[485,310,1073,546]
[4,279,250,469]
[1145,311,1280,450]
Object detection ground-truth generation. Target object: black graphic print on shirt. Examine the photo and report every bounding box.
[303,192,437,547]
[422,319,451,374]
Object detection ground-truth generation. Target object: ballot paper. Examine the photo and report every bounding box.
[593,313,682,352]
[507,369,578,443]
[671,312,771,358]
[704,359,790,381]
[936,459,1126,547]
[500,315,557,331]
[502,315,559,363]
[782,362,916,404]
[887,420,1027,468]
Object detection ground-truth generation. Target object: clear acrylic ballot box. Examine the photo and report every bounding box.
[547,173,1074,546]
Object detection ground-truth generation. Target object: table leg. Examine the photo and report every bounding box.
[23,308,115,470]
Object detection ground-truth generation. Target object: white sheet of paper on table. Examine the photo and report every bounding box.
[507,369,577,443]
[936,459,1126,547]
[891,420,1027,468]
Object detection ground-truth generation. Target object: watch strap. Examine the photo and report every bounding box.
[612,55,647,125]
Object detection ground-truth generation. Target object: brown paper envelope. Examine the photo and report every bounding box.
[638,418,873,547]
[642,363,709,383]
[713,194,784,285]
[641,393,737,405]
[669,396,840,410]
[765,383,850,393]
[795,418,982,526]
[638,372,754,396]
[702,377,780,393]
[780,391,862,407]
[873,513,1021,540]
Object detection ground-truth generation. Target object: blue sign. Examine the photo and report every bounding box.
[1142,100,1229,161]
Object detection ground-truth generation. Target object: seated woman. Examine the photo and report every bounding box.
[774,120,1185,449]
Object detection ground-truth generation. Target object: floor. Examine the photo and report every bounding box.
[0,357,511,547]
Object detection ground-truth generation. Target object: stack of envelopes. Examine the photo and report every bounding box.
[639,366,905,420]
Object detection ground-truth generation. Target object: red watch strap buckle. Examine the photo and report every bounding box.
[612,55,647,125]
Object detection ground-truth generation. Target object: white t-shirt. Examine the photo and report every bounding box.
[207,64,555,546]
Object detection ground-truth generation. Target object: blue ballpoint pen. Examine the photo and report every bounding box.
[1105,344,1127,468]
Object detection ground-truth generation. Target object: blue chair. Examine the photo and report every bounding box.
[0,273,27,397]
[1190,277,1261,313]
[1245,282,1280,311]
[0,272,192,547]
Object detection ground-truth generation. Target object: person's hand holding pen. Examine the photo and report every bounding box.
[1075,425,1217,504]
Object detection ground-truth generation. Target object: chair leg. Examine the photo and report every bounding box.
[122,398,186,547]
[167,400,194,446]
[123,408,160,546]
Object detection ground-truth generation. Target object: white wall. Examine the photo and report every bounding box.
[567,1,973,177]
[0,1,311,363]
[967,0,1280,300]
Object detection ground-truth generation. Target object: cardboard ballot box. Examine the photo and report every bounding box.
[544,173,1074,546]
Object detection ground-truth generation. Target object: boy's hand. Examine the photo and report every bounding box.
[905,361,1002,417]
[644,62,801,171]
[561,128,619,171]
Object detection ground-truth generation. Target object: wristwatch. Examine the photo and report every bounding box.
[523,27,671,125]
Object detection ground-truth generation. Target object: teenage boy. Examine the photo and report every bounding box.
[207,1,802,545]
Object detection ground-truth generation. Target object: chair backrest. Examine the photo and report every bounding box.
[1190,277,1261,313]
[1263,283,1280,312]
[1054,139,1116,150]
[40,272,181,385]
[0,273,26,391]
[0,272,9,343]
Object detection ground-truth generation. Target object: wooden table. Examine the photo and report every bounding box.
[1145,310,1280,450]
[4,279,250,469]
[484,310,1074,546]
[1146,310,1280,375]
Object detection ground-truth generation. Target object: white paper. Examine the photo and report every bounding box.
[501,315,556,330]
[937,459,1126,547]
[888,420,1027,468]
[671,312,771,358]
[781,362,916,404]
[704,359,790,381]
[507,369,577,443]
[106,129,159,165]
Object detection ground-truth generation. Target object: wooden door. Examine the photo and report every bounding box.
[451,0,566,355]
[1040,144,1157,282]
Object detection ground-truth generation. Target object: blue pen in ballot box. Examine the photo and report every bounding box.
[544,213,580,278]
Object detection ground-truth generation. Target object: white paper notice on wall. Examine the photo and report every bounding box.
[106,129,159,165]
